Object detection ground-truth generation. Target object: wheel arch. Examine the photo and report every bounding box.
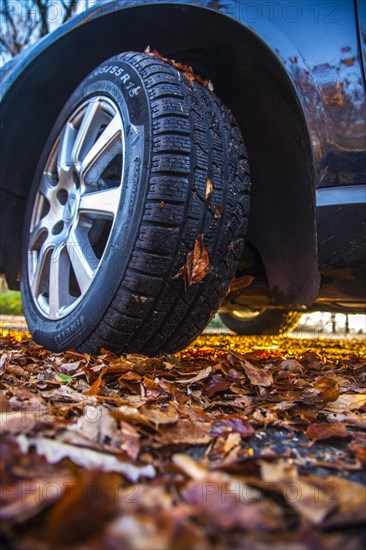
[0,2,320,302]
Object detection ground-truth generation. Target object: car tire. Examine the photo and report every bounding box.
[21,51,250,355]
[219,309,302,335]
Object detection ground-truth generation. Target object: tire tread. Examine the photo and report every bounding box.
[79,52,250,355]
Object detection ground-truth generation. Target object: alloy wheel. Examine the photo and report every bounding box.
[28,95,125,319]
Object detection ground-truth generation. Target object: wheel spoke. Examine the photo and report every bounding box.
[81,115,121,184]
[66,228,98,294]
[38,174,56,201]
[71,100,101,169]
[31,242,52,298]
[57,123,76,177]
[79,186,121,218]
[48,246,70,318]
[29,220,49,250]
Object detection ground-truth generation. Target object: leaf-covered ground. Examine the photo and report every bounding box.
[0,330,365,549]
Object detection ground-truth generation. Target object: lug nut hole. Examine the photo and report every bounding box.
[52,221,64,235]
[57,189,68,205]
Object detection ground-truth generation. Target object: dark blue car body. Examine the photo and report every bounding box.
[1,0,365,312]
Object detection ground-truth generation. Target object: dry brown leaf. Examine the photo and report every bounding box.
[204,374,232,397]
[305,422,349,442]
[213,205,224,219]
[228,275,255,293]
[347,431,366,464]
[316,476,366,528]
[139,403,179,426]
[4,363,30,379]
[210,414,255,438]
[0,411,37,435]
[223,432,242,453]
[176,366,212,384]
[174,455,285,530]
[173,453,208,480]
[46,470,119,545]
[325,393,366,412]
[59,361,82,375]
[205,179,213,200]
[0,474,73,526]
[279,358,304,372]
[111,405,152,427]
[259,459,298,483]
[15,435,155,482]
[314,375,340,402]
[181,478,285,531]
[259,461,337,524]
[83,367,107,395]
[156,419,212,445]
[175,234,212,286]
[242,359,274,387]
[143,46,212,89]
[119,421,140,460]
[68,405,118,443]
[326,410,366,428]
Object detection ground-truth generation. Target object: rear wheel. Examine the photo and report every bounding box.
[21,51,251,355]
[219,309,301,335]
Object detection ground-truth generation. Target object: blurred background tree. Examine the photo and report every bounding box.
[0,0,90,63]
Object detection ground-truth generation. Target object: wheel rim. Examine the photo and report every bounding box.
[28,95,125,320]
[230,309,265,320]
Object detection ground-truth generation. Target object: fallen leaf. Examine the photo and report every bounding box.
[347,431,366,462]
[55,373,73,383]
[0,475,72,526]
[143,46,212,89]
[119,421,140,460]
[210,414,255,438]
[223,432,242,453]
[68,405,118,444]
[228,275,254,293]
[205,179,213,200]
[139,403,179,426]
[59,361,82,375]
[173,453,208,480]
[46,470,119,545]
[176,366,212,384]
[241,359,273,387]
[175,235,212,286]
[305,423,349,442]
[259,460,337,524]
[4,363,29,379]
[15,435,155,482]
[181,478,284,531]
[204,374,232,397]
[259,459,298,483]
[213,205,223,219]
[111,405,152,427]
[325,394,366,412]
[314,376,339,402]
[156,419,212,445]
[0,411,37,435]
[317,476,366,528]
[84,367,107,395]
[279,358,304,372]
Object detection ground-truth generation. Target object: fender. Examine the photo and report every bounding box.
[1,1,364,302]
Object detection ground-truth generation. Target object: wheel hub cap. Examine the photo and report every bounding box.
[64,194,77,224]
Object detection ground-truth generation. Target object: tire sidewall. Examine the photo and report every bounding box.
[21,57,151,350]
